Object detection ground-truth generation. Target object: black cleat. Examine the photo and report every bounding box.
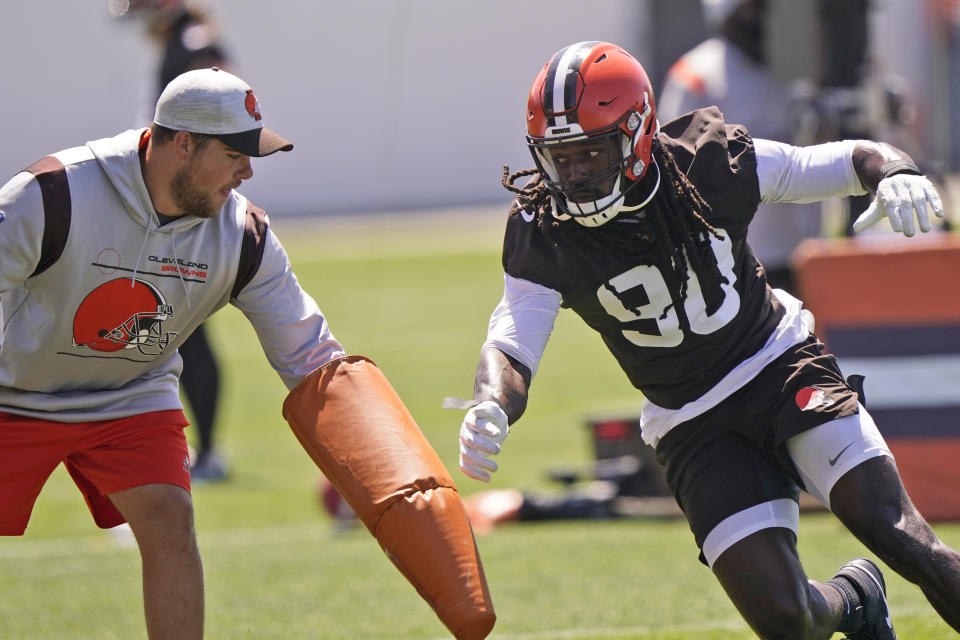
[834,558,897,640]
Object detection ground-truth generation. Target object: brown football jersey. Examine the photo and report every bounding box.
[502,108,786,409]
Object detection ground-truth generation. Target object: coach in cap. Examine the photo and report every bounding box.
[0,68,342,639]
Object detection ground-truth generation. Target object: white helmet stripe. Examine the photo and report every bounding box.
[545,41,599,128]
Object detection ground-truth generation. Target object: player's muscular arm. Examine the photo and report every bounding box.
[459,275,554,481]
[473,348,531,425]
[851,141,921,193]
[459,348,530,482]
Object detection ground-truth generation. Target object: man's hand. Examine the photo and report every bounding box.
[458,400,509,482]
[853,174,944,237]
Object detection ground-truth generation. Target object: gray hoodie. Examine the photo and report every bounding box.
[0,128,343,421]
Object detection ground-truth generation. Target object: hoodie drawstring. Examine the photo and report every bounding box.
[130,222,151,286]
[170,227,191,309]
[130,220,191,310]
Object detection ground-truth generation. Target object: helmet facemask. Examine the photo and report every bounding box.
[528,96,656,227]
[105,307,176,356]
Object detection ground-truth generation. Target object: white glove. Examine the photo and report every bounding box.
[458,400,509,482]
[853,174,944,237]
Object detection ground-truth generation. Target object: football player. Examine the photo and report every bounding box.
[457,41,960,639]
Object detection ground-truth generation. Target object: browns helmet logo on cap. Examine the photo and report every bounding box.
[244,90,262,122]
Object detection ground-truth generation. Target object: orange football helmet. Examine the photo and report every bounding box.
[526,41,659,227]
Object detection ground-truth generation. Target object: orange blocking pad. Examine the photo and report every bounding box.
[887,438,960,523]
[792,234,960,521]
[282,355,495,639]
[791,234,960,325]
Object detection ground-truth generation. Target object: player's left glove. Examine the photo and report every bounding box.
[853,174,944,237]
[459,400,509,482]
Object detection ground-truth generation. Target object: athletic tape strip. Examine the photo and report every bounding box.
[442,397,480,410]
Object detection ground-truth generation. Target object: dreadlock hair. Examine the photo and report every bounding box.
[501,140,728,319]
[502,165,552,221]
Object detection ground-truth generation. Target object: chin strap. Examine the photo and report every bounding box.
[620,157,661,214]
[558,159,662,227]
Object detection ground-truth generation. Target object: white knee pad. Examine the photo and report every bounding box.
[786,405,893,509]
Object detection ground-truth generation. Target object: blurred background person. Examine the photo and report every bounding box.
[111,0,231,482]
[658,0,823,293]
[783,0,950,236]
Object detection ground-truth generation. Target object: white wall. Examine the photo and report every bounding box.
[0,1,650,217]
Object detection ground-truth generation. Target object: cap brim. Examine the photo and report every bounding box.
[215,128,293,157]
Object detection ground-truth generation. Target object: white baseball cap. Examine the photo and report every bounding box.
[154,67,293,157]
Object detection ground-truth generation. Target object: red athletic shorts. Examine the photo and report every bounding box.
[0,410,190,535]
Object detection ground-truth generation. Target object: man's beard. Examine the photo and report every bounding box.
[170,164,220,218]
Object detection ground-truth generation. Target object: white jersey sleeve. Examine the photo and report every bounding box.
[232,228,344,390]
[755,138,867,204]
[481,273,562,378]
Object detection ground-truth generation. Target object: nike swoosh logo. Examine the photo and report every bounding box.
[828,441,856,466]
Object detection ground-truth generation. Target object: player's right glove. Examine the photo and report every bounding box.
[459,400,509,482]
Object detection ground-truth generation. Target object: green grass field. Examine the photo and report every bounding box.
[2,208,958,639]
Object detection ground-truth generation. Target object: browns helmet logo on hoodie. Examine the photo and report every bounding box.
[72,278,177,356]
